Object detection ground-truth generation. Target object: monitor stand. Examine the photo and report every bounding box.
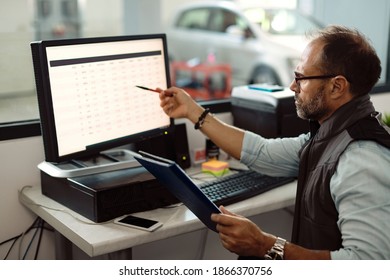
[38,149,141,178]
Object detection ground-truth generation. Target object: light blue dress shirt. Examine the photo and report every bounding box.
[240,130,390,259]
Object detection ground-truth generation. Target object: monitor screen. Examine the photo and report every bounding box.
[31,34,172,163]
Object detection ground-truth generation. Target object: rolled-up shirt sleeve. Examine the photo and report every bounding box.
[240,130,309,178]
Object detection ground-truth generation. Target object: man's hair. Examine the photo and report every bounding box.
[311,25,381,96]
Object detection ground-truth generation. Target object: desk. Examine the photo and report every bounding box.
[20,175,296,259]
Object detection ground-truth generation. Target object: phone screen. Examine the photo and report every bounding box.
[117,215,159,228]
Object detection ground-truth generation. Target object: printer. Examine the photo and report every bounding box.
[231,84,308,138]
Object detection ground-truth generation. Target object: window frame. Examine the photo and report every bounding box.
[0,99,232,141]
[2,5,390,142]
[0,120,41,141]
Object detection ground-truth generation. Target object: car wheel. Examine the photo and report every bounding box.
[249,66,281,85]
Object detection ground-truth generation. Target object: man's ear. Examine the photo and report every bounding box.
[330,75,349,99]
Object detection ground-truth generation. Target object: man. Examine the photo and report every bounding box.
[158,25,390,259]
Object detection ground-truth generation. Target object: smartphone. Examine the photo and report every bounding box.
[248,84,284,92]
[114,215,163,232]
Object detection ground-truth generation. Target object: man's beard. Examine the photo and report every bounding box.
[295,85,330,121]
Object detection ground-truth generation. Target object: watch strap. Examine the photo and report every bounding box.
[264,237,286,260]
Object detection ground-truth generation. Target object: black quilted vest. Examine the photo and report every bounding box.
[291,95,390,250]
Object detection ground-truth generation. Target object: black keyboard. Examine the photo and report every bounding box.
[198,170,295,206]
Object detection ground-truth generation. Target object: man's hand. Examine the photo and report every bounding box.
[211,206,276,257]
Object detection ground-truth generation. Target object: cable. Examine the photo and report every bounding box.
[1,217,54,260]
[1,217,39,260]
[22,222,41,260]
[0,234,21,247]
[0,217,39,246]
[18,230,26,260]
[18,218,41,260]
[3,237,18,260]
[34,219,44,260]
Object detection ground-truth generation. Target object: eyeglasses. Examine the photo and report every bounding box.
[294,74,336,89]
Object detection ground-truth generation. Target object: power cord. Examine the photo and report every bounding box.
[1,185,114,259]
[0,217,45,260]
[20,218,45,260]
[34,219,44,260]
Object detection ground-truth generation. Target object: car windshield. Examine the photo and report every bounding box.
[243,8,321,35]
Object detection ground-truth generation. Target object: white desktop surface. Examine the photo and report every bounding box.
[20,174,297,257]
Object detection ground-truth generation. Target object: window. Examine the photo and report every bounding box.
[1,1,232,141]
[0,0,124,140]
[244,8,321,35]
[176,8,210,30]
[1,0,83,139]
[1,4,37,124]
[1,0,390,141]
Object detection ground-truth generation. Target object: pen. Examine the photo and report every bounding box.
[135,85,160,93]
[136,85,173,97]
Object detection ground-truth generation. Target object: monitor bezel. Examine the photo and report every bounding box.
[31,33,173,163]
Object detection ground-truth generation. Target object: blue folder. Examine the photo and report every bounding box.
[133,151,221,232]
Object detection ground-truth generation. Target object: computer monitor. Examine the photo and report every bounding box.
[31,34,173,163]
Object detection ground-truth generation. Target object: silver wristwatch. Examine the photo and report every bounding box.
[264,237,286,260]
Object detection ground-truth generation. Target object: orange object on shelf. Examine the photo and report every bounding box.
[170,61,232,100]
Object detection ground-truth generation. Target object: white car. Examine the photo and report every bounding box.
[166,1,323,87]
